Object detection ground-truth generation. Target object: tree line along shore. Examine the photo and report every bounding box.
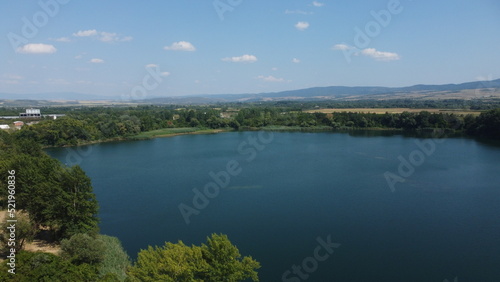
[1,101,499,148]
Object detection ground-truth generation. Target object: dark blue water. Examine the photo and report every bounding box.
[46,131,500,281]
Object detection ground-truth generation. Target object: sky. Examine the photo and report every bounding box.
[1,0,499,98]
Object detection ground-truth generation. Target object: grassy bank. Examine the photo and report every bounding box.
[258,125,334,131]
[127,127,231,140]
[42,128,230,148]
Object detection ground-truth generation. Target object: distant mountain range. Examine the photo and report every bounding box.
[1,78,499,104]
[145,78,500,103]
[0,92,115,101]
[246,78,500,99]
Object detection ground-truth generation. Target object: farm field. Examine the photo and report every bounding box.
[306,108,483,115]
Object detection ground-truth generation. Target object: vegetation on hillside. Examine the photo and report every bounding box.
[0,130,261,281]
[0,131,99,239]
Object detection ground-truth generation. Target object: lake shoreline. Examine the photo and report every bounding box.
[43,126,468,149]
[42,128,232,149]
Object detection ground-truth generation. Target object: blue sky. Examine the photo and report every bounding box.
[1,0,499,98]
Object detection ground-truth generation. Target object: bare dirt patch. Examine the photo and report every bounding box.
[0,210,61,258]
[23,239,60,255]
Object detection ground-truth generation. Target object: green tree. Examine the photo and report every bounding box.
[229,120,241,130]
[0,251,99,281]
[0,133,99,240]
[469,108,500,139]
[98,235,131,281]
[128,241,208,282]
[57,166,100,238]
[200,234,260,282]
[127,233,260,282]
[398,112,418,129]
[0,145,62,229]
[60,233,105,265]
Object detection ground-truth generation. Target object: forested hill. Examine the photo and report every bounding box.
[241,78,500,98]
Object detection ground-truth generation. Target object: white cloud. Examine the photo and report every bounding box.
[5,75,23,80]
[332,44,400,62]
[332,44,352,51]
[476,74,493,81]
[73,29,98,37]
[164,41,196,51]
[100,32,119,42]
[257,75,287,83]
[54,37,71,42]
[47,78,70,85]
[99,32,133,42]
[292,58,301,63]
[72,29,132,42]
[285,9,313,15]
[361,48,400,61]
[74,53,86,59]
[312,1,325,7]
[0,75,23,85]
[0,80,20,85]
[75,80,92,85]
[90,58,104,63]
[222,54,258,63]
[145,64,169,76]
[16,43,57,54]
[295,21,310,31]
[271,67,278,71]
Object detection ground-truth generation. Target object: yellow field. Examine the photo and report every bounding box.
[305,108,483,116]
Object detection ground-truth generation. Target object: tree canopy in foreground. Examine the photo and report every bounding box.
[127,233,260,282]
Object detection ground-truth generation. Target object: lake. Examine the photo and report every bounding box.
[46,131,500,281]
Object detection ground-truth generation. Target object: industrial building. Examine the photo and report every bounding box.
[19,108,42,118]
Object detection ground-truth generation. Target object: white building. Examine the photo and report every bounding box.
[20,108,41,118]
[0,125,10,130]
